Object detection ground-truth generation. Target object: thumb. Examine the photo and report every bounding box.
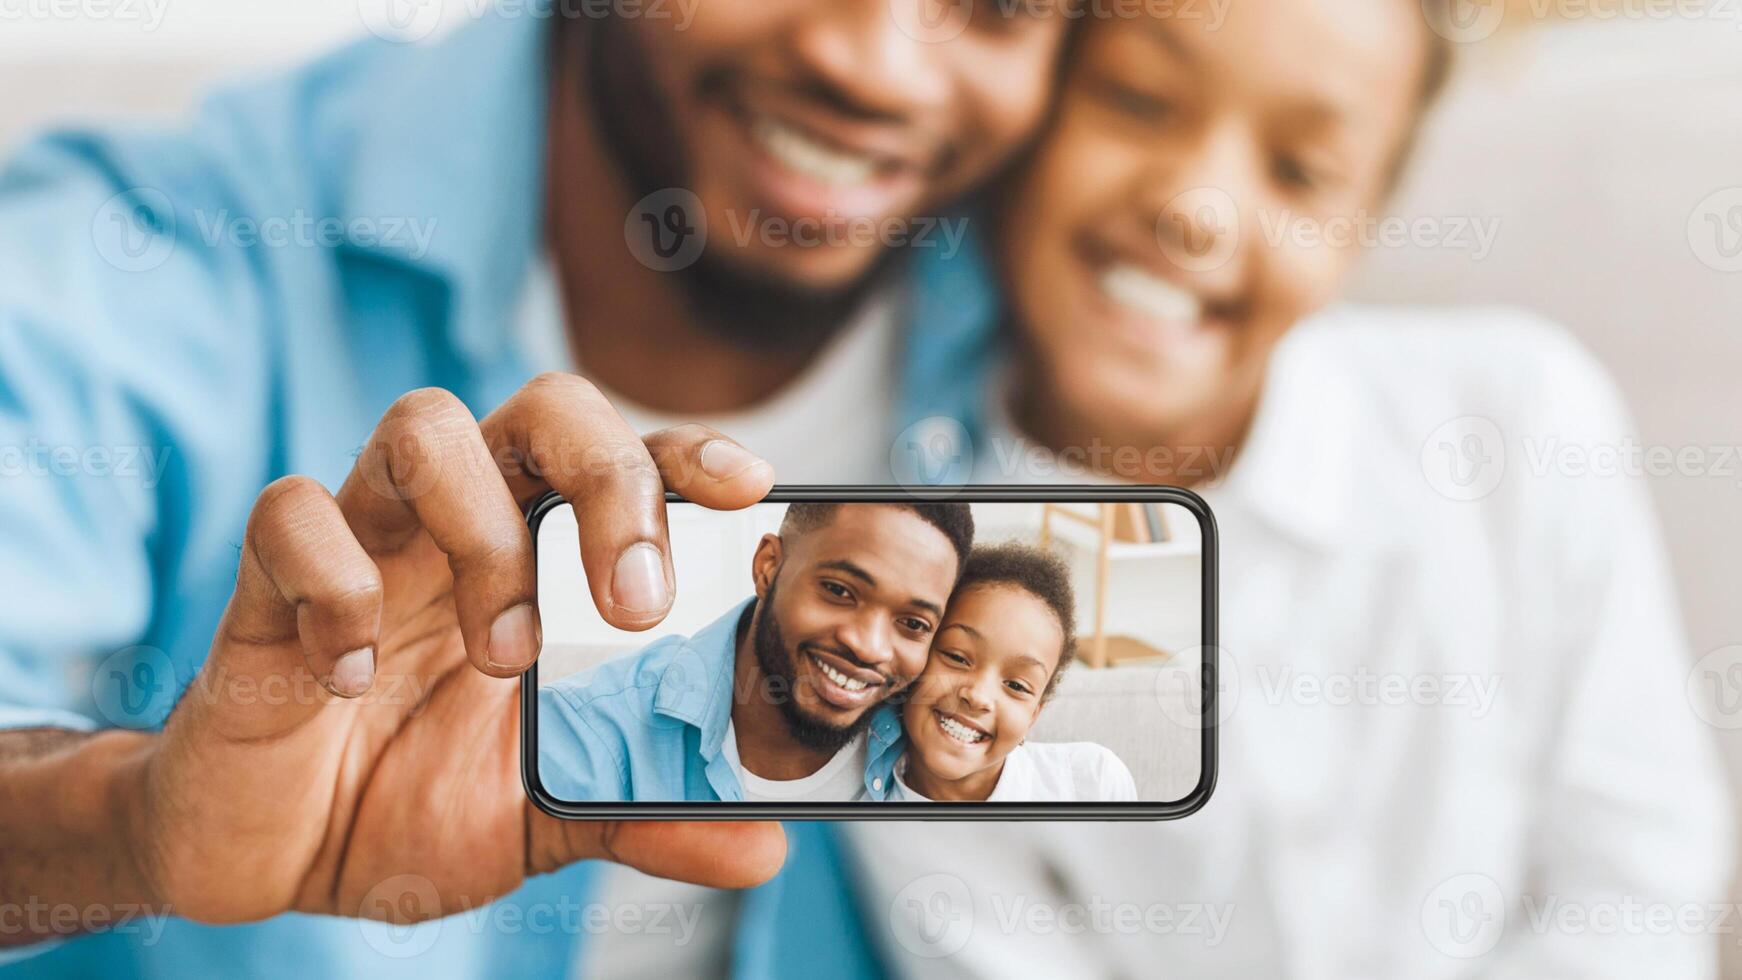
[527,815,787,889]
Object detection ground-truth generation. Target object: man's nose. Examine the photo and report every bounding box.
[785,0,951,123]
[837,610,895,668]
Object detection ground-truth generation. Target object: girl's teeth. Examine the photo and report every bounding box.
[938,714,987,745]
[1101,264,1203,323]
[817,658,869,692]
[751,116,879,187]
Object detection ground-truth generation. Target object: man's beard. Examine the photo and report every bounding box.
[580,17,901,351]
[752,578,885,754]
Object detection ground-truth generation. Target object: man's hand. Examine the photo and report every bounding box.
[112,373,781,925]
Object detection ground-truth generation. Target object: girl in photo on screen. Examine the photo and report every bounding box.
[892,542,1138,802]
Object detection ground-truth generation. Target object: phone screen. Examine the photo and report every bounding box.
[524,488,1215,818]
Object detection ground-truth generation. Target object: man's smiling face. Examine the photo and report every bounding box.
[748,505,962,752]
[594,0,1070,292]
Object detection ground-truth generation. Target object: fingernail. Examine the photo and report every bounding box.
[331,648,375,698]
[488,603,541,671]
[612,543,670,616]
[699,440,763,480]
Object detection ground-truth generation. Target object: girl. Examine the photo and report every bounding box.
[893,542,1137,802]
[990,0,1452,485]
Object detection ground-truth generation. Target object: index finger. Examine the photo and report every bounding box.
[481,375,773,633]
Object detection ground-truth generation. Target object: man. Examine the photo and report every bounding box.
[537,502,972,802]
[0,2,1071,975]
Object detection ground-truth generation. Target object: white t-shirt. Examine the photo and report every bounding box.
[890,742,1138,802]
[719,720,869,802]
[514,257,898,483]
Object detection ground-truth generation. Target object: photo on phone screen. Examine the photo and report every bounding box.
[522,488,1216,819]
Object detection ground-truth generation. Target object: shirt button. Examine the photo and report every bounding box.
[873,778,883,792]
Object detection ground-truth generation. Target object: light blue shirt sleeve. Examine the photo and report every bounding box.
[0,122,280,736]
[0,122,283,965]
[535,682,631,802]
[0,11,618,976]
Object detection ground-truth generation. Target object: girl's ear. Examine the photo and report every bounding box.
[750,533,783,599]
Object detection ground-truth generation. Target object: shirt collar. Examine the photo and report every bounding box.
[1205,312,1361,554]
[892,224,1002,484]
[335,4,551,366]
[863,704,906,799]
[652,596,756,760]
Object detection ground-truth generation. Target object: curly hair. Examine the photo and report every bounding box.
[954,542,1078,701]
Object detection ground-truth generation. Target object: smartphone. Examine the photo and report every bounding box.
[521,486,1217,819]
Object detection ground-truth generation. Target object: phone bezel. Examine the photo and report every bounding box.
[521,485,1218,820]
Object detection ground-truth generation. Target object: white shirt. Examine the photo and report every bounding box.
[515,257,897,483]
[891,741,1138,802]
[847,305,1734,979]
[719,720,869,802]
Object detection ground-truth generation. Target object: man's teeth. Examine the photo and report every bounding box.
[1101,264,1203,324]
[752,116,879,187]
[938,713,989,745]
[815,657,870,692]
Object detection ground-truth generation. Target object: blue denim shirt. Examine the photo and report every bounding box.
[537,597,906,803]
[0,4,996,977]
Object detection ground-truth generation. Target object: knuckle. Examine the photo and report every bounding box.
[526,370,594,395]
[318,575,385,618]
[649,422,722,447]
[385,386,469,429]
[249,475,330,529]
[592,459,666,508]
[452,534,535,584]
[368,388,476,498]
[503,374,651,488]
[378,389,474,454]
[520,372,608,416]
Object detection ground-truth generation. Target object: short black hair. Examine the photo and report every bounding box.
[780,502,976,579]
[954,542,1078,701]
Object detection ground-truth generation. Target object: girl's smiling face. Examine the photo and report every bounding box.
[900,583,1065,800]
[997,0,1436,456]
